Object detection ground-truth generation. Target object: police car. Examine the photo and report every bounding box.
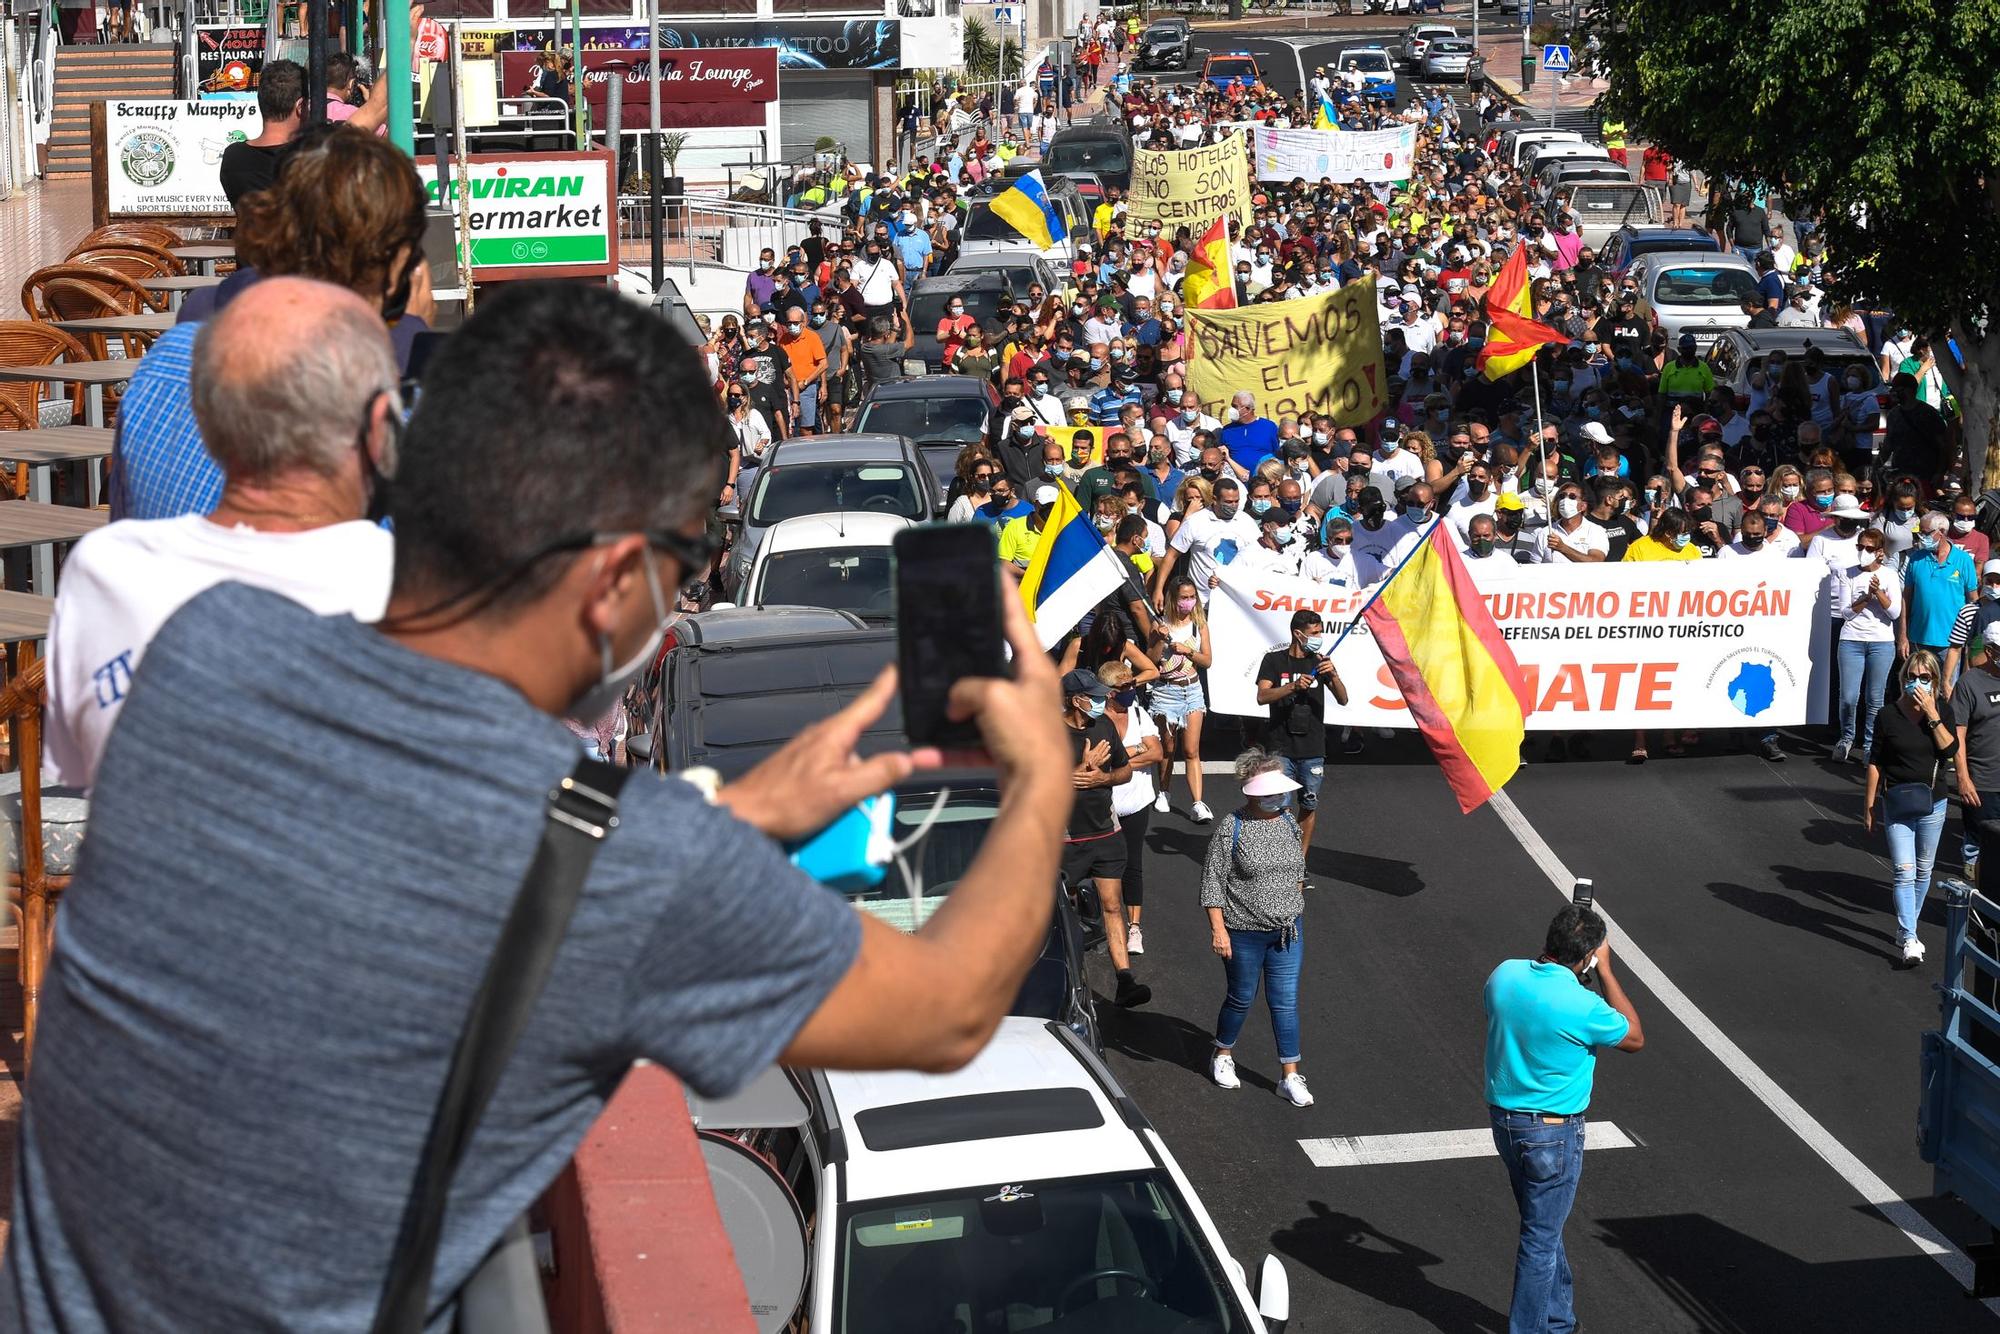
[807,1017,1293,1332]
[1201,50,1261,91]
[1333,46,1399,100]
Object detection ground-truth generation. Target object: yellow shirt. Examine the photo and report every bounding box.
[1000,514,1044,566]
[1623,534,1701,562]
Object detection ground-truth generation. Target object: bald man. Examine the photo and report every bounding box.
[44,277,399,789]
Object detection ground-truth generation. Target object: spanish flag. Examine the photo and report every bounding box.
[1362,521,1531,813]
[1476,243,1565,381]
[1180,216,1236,311]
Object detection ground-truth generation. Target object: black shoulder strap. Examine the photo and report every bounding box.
[370,756,635,1334]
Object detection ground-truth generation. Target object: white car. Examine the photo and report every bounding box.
[1629,251,1762,350]
[808,1017,1293,1333]
[1402,23,1457,66]
[1333,47,1399,100]
[735,511,910,620]
[1503,127,1584,169]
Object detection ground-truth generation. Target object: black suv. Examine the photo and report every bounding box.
[1134,16,1192,69]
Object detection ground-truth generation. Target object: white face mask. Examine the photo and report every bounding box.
[568,549,669,725]
[1557,497,1583,520]
[1781,484,1801,500]
[1955,518,1977,534]
[1857,550,1881,569]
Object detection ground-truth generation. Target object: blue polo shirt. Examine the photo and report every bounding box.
[1220,415,1280,470]
[1483,959,1630,1115]
[1904,543,1977,647]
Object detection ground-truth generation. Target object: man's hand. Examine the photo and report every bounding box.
[718,667,939,841]
[1961,778,1982,808]
[1670,403,1684,435]
[1316,657,1339,681]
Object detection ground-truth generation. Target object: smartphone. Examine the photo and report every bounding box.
[895,524,1008,751]
[1572,878,1594,913]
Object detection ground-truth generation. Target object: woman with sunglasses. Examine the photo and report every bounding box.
[1833,529,1902,764]
[1864,649,1960,967]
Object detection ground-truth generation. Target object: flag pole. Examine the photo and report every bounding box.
[1531,356,1547,496]
[1320,516,1441,657]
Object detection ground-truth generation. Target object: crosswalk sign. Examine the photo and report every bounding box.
[1541,44,1572,72]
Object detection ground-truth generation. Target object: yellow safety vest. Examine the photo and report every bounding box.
[1602,119,1626,151]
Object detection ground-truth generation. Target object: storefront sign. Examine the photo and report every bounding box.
[417,151,617,280]
[1208,560,1831,729]
[498,46,775,130]
[195,26,266,98]
[511,19,902,70]
[104,99,255,215]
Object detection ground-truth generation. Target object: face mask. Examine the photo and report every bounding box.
[1858,550,1881,569]
[1469,538,1494,557]
[1328,541,1352,559]
[1533,478,1556,496]
[786,321,802,334]
[1781,484,1801,500]
[1742,532,1765,549]
[1498,513,1523,536]
[1670,533,1691,551]
[1090,357,1104,372]
[1907,679,1932,697]
[1557,498,1583,520]
[758,259,773,271]
[568,551,669,725]
[1956,518,1977,534]
[1044,461,1063,476]
[1033,382,1050,397]
[1250,498,1274,516]
[1813,494,1834,510]
[1253,792,1291,813]
[1403,502,1428,520]
[1305,632,1336,655]
[1176,598,1199,614]
[1113,686,1138,709]
[1095,514,1116,532]
[1213,502,1239,522]
[1918,532,1939,552]
[1834,518,1862,537]
[1281,499,1302,517]
[1986,584,2000,601]
[1273,527,1296,547]
[1167,388,1185,405]
[1016,424,1036,440]
[1081,696,1107,718]
[1467,480,1489,499]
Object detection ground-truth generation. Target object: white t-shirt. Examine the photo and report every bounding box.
[1169,506,1262,599]
[45,515,394,789]
[1834,561,1902,642]
[1163,411,1220,464]
[1300,547,1366,590]
[1110,705,1160,818]
[1350,515,1409,571]
[1803,528,1860,579]
[1366,448,1425,502]
[1235,541,1304,578]
[1543,516,1611,562]
[1445,495,1497,540]
[1720,537,1792,560]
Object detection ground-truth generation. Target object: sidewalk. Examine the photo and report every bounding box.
[1475,28,1605,113]
[0,177,96,320]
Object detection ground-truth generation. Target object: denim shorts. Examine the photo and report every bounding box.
[1149,678,1206,726]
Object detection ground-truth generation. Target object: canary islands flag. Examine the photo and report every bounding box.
[1312,94,1342,130]
[989,170,1070,252]
[1361,520,1531,812]
[1020,482,1127,649]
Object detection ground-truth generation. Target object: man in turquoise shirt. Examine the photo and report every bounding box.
[1903,510,1977,666]
[1484,906,1645,1334]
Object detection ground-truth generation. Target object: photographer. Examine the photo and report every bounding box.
[1485,906,1644,1334]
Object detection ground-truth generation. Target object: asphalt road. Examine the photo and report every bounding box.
[1090,722,1999,1331]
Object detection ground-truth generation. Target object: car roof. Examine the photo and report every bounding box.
[1336,45,1390,55]
[911,270,1015,294]
[948,250,1046,271]
[1637,250,1755,271]
[674,605,869,648]
[766,432,916,465]
[824,1018,1154,1202]
[1617,225,1716,243]
[758,511,912,557]
[1723,327,1870,353]
[863,373,993,401]
[1049,124,1126,143]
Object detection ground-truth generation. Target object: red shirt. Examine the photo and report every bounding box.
[1642,145,1672,183]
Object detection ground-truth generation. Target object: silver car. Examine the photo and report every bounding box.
[1422,38,1477,80]
[1629,251,1761,349]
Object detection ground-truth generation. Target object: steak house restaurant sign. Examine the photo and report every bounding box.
[499,47,777,130]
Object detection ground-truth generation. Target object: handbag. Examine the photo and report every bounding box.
[369,757,635,1334]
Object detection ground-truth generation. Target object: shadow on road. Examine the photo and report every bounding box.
[1272,1201,1508,1334]
[1098,1001,1283,1092]
[1311,846,1426,898]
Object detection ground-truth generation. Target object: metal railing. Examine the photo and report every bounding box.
[613,191,842,270]
[1920,876,2000,1297]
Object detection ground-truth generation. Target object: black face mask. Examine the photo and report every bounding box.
[1753,424,1775,441]
[1497,511,1523,536]
[1742,532,1765,549]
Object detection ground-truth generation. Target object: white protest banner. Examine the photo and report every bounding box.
[415,151,617,280]
[104,99,257,215]
[1128,130,1252,231]
[1206,556,1831,730]
[1251,124,1417,184]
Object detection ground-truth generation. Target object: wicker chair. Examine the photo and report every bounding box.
[0,322,89,460]
[76,222,184,252]
[20,264,159,362]
[66,243,184,308]
[0,658,80,1071]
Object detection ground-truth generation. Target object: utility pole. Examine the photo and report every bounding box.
[386,0,413,151]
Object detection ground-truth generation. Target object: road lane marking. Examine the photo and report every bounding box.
[1488,790,2000,1315]
[1300,1122,1637,1168]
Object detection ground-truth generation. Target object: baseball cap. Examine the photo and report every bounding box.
[1060,668,1110,700]
[1381,416,1400,434]
[1983,558,2000,578]
[1009,404,1036,422]
[1579,421,1614,445]
[1034,483,1059,505]
[1496,491,1526,512]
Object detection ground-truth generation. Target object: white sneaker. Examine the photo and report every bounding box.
[1126,923,1145,955]
[1190,800,1214,824]
[1904,938,1927,964]
[1277,1073,1314,1107]
[1153,792,1171,815]
[1211,1051,1241,1089]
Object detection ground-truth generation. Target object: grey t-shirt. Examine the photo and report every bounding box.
[1953,664,2000,791]
[4,583,860,1331]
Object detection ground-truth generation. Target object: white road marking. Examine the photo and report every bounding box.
[1487,790,2000,1315]
[1300,1121,1638,1168]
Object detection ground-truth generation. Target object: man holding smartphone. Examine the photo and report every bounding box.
[1062,669,1152,1008]
[1484,906,1645,1334]
[1255,611,1347,872]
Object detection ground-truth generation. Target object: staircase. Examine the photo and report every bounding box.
[46,43,179,179]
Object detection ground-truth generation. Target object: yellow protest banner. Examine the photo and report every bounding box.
[1187,284,1388,426]
[1128,131,1253,232]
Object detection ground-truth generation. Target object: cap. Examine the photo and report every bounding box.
[1034,483,1060,505]
[1060,668,1110,700]
[1381,416,1400,434]
[1579,421,1614,445]
[1678,332,1698,350]
[1496,491,1526,512]
[1241,768,1304,797]
[1984,559,2000,577]
[1009,405,1036,422]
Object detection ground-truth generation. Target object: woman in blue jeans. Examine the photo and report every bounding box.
[1863,649,1959,967]
[1833,528,1900,763]
[1201,750,1312,1107]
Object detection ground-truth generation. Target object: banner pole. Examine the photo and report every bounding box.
[1531,356,1547,498]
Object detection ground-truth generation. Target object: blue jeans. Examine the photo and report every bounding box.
[1214,920,1303,1063]
[1838,638,1894,755]
[1276,753,1324,812]
[1490,1107,1586,1334]
[1884,783,1947,945]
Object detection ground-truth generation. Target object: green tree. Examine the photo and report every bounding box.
[1599,0,2000,476]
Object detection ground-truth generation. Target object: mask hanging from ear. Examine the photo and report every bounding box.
[359,388,403,526]
[568,548,670,725]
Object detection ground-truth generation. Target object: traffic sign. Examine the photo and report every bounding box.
[1541,43,1572,72]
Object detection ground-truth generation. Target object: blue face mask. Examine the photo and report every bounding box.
[1082,697,1106,718]
[1250,498,1274,515]
[1281,500,1302,517]
[1044,461,1063,477]
[1090,357,1105,372]
[1252,792,1291,812]
[1918,532,1938,552]
[1813,493,1834,509]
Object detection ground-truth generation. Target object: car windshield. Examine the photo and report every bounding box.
[910,285,1008,327]
[750,462,928,524]
[1751,351,1879,385]
[1340,52,1390,72]
[837,1172,1240,1334]
[1143,24,1179,40]
[856,396,990,444]
[853,790,1001,930]
[1045,138,1131,177]
[754,547,896,617]
[1207,57,1256,78]
[1653,266,1760,306]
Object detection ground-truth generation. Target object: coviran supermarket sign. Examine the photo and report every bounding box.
[417,151,616,280]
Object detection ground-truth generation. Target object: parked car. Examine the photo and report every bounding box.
[906,272,1017,372]
[1705,326,1891,457]
[1533,158,1628,199]
[1556,181,1664,249]
[853,374,1000,499]
[1401,22,1455,66]
[1628,251,1760,350]
[806,1017,1291,1333]
[1520,138,1611,177]
[1043,124,1133,192]
[1201,49,1262,92]
[732,512,909,621]
[1333,47,1399,100]
[1134,16,1192,69]
[960,174,1089,262]
[1421,37,1478,80]
[1598,225,1722,278]
[1503,127,1583,168]
[721,433,940,596]
[946,247,1065,301]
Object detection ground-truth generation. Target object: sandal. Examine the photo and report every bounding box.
[1628,749,1648,765]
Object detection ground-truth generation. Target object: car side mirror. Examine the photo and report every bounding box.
[718,500,741,522]
[1256,1254,1290,1333]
